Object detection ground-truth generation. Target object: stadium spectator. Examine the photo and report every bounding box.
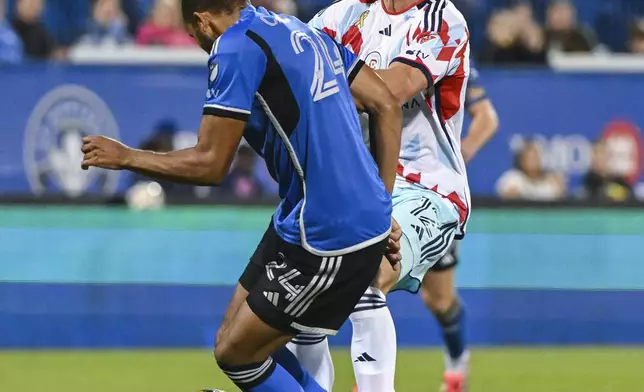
[496,141,566,200]
[582,140,632,202]
[220,145,266,200]
[0,0,23,63]
[136,0,193,47]
[479,2,547,65]
[82,0,129,45]
[11,0,61,60]
[544,0,596,53]
[629,19,644,54]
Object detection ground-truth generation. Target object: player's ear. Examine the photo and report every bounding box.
[193,11,207,31]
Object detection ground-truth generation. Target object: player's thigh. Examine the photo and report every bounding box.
[246,234,387,336]
[215,299,294,365]
[216,283,249,346]
[391,187,460,293]
[372,255,401,295]
[217,219,279,346]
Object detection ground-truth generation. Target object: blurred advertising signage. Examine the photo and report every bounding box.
[508,120,643,185]
[601,121,643,184]
[23,85,121,197]
[1,66,644,198]
[463,70,644,197]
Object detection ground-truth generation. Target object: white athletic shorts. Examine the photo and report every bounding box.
[391,178,460,293]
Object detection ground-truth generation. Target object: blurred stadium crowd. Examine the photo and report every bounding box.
[2,0,644,63]
[1,0,642,204]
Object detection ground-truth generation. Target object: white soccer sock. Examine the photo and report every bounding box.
[350,287,397,392]
[287,333,335,391]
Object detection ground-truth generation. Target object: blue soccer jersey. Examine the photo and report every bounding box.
[204,6,392,254]
[465,62,487,109]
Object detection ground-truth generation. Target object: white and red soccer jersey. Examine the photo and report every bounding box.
[309,0,472,235]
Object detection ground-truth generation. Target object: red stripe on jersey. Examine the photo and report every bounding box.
[444,191,469,224]
[437,46,456,61]
[398,162,422,184]
[406,172,421,184]
[359,0,377,3]
[397,162,405,176]
[429,186,469,225]
[342,26,363,54]
[438,53,466,120]
[438,20,450,44]
[322,27,336,40]
[429,186,469,224]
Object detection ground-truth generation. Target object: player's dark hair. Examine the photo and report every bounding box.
[181,0,250,22]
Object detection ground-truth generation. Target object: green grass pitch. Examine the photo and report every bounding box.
[1,348,642,391]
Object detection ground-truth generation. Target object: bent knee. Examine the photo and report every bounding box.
[215,327,225,351]
[214,338,245,366]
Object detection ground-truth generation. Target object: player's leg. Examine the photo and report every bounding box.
[216,219,277,345]
[351,187,460,392]
[283,237,386,391]
[287,333,335,391]
[349,256,400,392]
[291,257,399,391]
[213,222,323,392]
[422,244,469,392]
[216,283,249,345]
[215,300,307,391]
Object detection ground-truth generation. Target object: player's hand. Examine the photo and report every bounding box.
[81,136,132,171]
[386,216,402,267]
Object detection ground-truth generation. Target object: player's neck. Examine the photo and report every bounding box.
[382,0,422,14]
[210,9,243,39]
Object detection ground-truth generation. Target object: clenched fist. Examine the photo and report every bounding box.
[81,136,132,171]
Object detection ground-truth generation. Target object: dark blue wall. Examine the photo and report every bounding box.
[2,283,643,348]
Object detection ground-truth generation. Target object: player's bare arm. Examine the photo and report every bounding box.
[375,63,431,106]
[81,115,244,185]
[350,66,403,263]
[351,66,402,195]
[461,92,499,162]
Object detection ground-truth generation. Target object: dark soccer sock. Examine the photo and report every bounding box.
[272,346,325,391]
[218,357,305,392]
[434,298,467,360]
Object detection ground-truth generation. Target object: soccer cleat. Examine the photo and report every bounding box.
[200,389,226,392]
[440,371,467,392]
[439,351,470,392]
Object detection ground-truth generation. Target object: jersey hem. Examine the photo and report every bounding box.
[301,225,391,257]
[274,221,392,257]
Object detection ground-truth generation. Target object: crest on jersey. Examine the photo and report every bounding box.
[209,62,219,83]
[24,85,120,197]
[364,51,382,69]
[411,26,436,44]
